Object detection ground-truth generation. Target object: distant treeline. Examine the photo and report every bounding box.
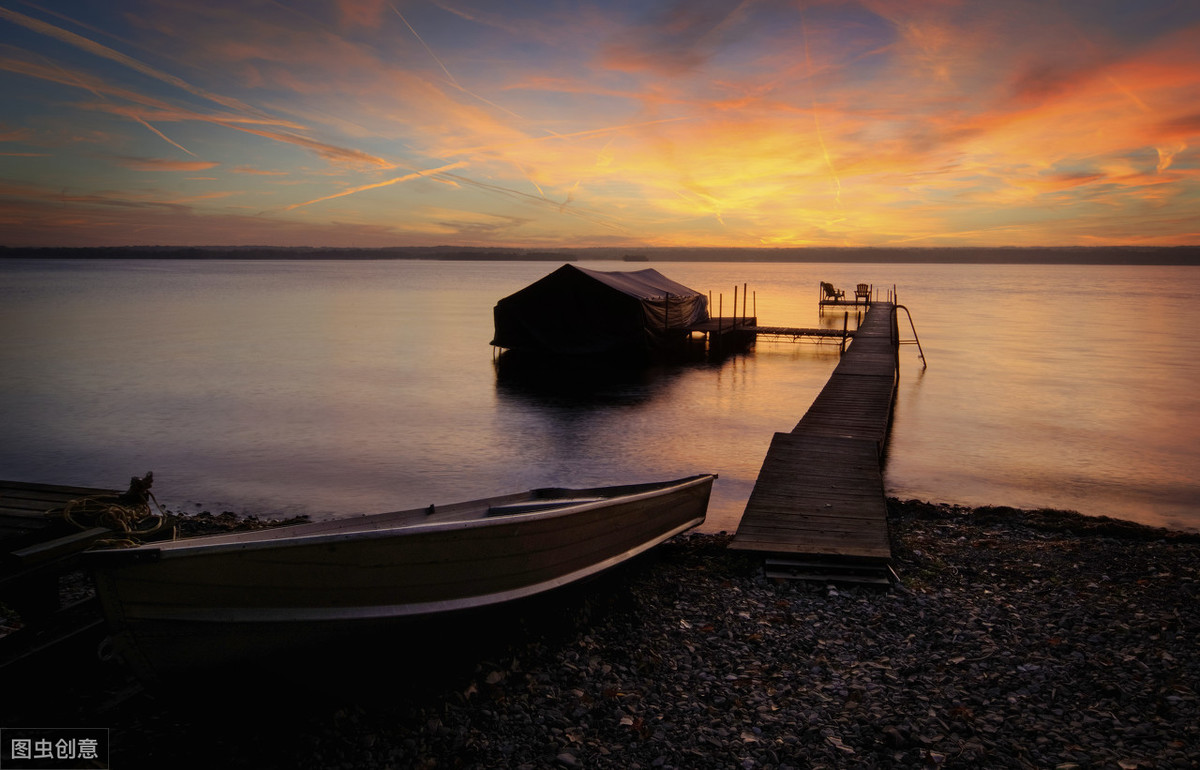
[0,246,576,261]
[2,245,1199,265]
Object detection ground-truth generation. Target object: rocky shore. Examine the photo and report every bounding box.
[8,500,1199,769]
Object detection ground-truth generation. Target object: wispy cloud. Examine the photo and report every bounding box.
[117,157,219,172]
[601,0,755,76]
[389,3,523,120]
[0,6,266,117]
[1,0,1197,247]
[232,166,288,176]
[284,161,469,210]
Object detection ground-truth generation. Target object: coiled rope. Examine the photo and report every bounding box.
[60,471,175,544]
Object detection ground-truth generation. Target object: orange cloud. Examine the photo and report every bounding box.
[232,166,288,176]
[0,127,35,142]
[117,157,219,172]
[1157,114,1200,140]
[337,0,388,28]
[2,0,1196,247]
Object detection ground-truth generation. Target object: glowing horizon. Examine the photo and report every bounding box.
[1,0,1197,249]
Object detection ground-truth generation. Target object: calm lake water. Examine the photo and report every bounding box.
[2,259,1197,533]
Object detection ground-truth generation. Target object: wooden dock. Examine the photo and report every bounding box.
[2,481,119,566]
[818,298,873,309]
[686,316,757,335]
[685,318,856,350]
[1,480,119,618]
[0,480,129,684]
[683,316,758,354]
[747,325,854,346]
[730,302,899,584]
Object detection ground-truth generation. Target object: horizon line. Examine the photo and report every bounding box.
[4,244,1199,266]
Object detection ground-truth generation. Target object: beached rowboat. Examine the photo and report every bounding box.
[86,474,715,680]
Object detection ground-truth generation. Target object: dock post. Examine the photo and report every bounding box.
[841,311,848,352]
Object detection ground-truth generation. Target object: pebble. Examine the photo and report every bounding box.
[15,499,1200,769]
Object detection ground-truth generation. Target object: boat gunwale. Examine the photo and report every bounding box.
[114,515,707,624]
[88,474,716,562]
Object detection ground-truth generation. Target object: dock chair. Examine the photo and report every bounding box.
[855,283,871,303]
[821,282,844,301]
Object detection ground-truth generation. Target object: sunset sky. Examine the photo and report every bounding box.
[2,0,1198,248]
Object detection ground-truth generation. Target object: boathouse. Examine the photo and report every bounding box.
[491,264,709,357]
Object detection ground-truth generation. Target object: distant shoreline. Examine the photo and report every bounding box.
[3,245,1200,265]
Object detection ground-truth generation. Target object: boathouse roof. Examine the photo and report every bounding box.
[490,264,708,357]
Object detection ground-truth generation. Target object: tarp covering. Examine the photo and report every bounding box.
[491,264,709,356]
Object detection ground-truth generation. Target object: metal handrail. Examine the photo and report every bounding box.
[893,304,927,368]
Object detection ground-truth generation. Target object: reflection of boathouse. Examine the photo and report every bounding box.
[491,264,709,358]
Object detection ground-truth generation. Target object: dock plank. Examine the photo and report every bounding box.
[2,480,122,618]
[1,481,119,517]
[731,302,898,572]
[1,480,119,553]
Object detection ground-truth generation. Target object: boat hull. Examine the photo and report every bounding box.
[89,475,713,680]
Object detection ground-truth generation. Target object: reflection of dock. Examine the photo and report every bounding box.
[730,301,900,585]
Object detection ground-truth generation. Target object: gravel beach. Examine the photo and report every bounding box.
[6,500,1199,769]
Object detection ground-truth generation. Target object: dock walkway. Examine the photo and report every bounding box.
[685,318,856,348]
[746,326,854,344]
[730,302,898,584]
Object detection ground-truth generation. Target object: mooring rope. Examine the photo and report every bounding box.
[62,493,170,535]
[59,472,175,545]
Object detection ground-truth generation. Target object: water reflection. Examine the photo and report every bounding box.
[4,260,1197,533]
[493,351,688,408]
